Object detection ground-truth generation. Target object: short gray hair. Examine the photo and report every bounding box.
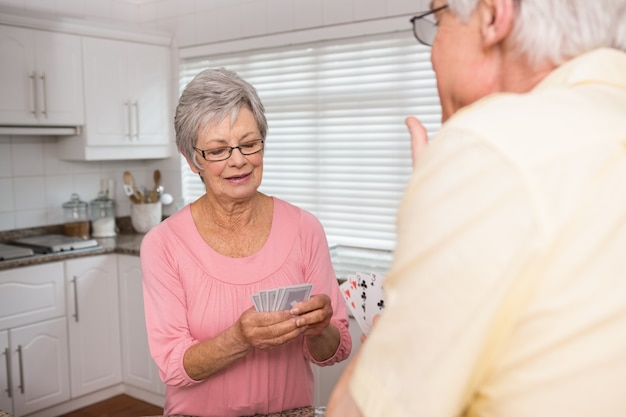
[448,0,626,66]
[175,68,267,170]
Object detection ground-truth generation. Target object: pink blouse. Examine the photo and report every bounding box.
[140,198,351,417]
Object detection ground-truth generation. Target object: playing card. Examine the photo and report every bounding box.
[363,272,385,327]
[251,283,313,312]
[339,271,385,335]
[275,283,313,311]
[339,275,371,335]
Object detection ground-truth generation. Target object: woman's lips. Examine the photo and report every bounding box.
[225,172,251,183]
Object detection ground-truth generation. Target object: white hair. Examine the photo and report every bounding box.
[448,0,626,65]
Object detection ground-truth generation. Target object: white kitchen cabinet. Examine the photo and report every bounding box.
[0,262,70,416]
[7,318,70,416]
[0,330,11,414]
[0,25,84,126]
[0,262,65,331]
[65,255,122,397]
[118,255,165,396]
[58,36,171,161]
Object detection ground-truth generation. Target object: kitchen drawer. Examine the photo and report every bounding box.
[0,262,65,330]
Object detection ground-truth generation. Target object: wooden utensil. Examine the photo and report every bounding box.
[147,169,161,203]
[123,171,144,203]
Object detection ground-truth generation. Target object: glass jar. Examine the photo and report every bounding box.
[63,193,90,238]
[90,192,116,237]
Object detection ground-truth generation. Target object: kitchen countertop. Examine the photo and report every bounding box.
[0,232,144,271]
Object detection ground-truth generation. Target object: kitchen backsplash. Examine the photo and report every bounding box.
[0,135,181,231]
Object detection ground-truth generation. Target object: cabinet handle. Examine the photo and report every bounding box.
[72,276,80,322]
[29,72,38,117]
[125,101,132,140]
[16,345,24,395]
[133,101,140,140]
[2,347,11,398]
[39,73,48,118]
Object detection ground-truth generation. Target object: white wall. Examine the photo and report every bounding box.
[0,0,427,231]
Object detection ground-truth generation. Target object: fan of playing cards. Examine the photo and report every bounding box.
[339,272,386,335]
[251,283,313,312]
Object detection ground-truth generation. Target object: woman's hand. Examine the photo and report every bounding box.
[290,294,333,336]
[290,294,340,361]
[236,306,306,351]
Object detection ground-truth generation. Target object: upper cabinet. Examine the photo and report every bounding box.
[0,25,84,126]
[57,37,172,161]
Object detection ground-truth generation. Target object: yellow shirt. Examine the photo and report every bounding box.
[350,48,626,417]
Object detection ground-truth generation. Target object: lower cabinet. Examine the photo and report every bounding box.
[66,255,122,397]
[118,254,165,396]
[1,318,70,416]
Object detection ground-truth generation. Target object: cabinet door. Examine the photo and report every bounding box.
[0,330,11,414]
[66,255,122,397]
[128,43,170,146]
[0,25,36,125]
[0,262,65,331]
[10,318,70,416]
[81,37,130,146]
[118,255,164,394]
[34,30,84,125]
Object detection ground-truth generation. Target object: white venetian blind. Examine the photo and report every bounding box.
[180,32,441,251]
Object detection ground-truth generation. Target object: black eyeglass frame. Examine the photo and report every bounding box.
[193,139,265,162]
[410,4,449,46]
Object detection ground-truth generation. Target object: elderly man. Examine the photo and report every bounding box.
[327,0,626,416]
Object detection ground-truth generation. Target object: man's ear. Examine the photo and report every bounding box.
[479,0,515,47]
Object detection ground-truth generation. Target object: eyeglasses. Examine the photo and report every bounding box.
[194,139,265,162]
[410,4,449,46]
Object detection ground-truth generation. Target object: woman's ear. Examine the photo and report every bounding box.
[184,154,201,174]
[479,0,516,47]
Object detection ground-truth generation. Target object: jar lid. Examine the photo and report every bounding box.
[90,191,115,208]
[63,193,87,209]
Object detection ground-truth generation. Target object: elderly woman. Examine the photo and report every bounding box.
[140,68,351,417]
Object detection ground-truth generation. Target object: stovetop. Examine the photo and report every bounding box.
[11,234,100,254]
[0,243,35,261]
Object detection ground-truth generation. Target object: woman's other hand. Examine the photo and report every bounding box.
[236,307,306,351]
[290,294,333,336]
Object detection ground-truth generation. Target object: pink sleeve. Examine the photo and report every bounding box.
[298,210,352,366]
[140,225,200,387]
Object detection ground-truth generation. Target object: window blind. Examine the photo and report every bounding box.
[179,32,441,251]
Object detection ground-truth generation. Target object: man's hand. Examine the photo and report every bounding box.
[406,116,428,164]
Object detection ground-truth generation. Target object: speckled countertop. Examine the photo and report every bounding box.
[0,219,145,271]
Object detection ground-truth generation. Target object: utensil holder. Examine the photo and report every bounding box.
[131,202,162,233]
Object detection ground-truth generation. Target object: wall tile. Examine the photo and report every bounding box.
[0,179,14,212]
[0,141,12,177]
[11,138,45,177]
[176,13,196,46]
[15,208,47,229]
[0,212,15,231]
[13,176,46,210]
